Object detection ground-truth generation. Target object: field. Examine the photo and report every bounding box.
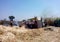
[0,25,60,42]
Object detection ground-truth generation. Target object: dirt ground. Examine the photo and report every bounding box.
[0,25,60,42]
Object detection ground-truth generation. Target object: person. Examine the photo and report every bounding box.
[34,20,38,28]
[10,21,13,27]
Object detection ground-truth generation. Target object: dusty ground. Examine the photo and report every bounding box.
[0,25,60,42]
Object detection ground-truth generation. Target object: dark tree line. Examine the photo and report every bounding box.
[44,18,60,27]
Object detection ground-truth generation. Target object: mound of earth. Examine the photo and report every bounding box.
[0,25,60,42]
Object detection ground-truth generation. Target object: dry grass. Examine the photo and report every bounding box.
[0,25,60,42]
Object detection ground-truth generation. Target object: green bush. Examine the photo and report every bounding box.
[54,18,60,27]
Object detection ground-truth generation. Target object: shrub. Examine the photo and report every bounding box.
[54,19,60,27]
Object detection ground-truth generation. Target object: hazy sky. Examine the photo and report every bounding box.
[0,0,60,21]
